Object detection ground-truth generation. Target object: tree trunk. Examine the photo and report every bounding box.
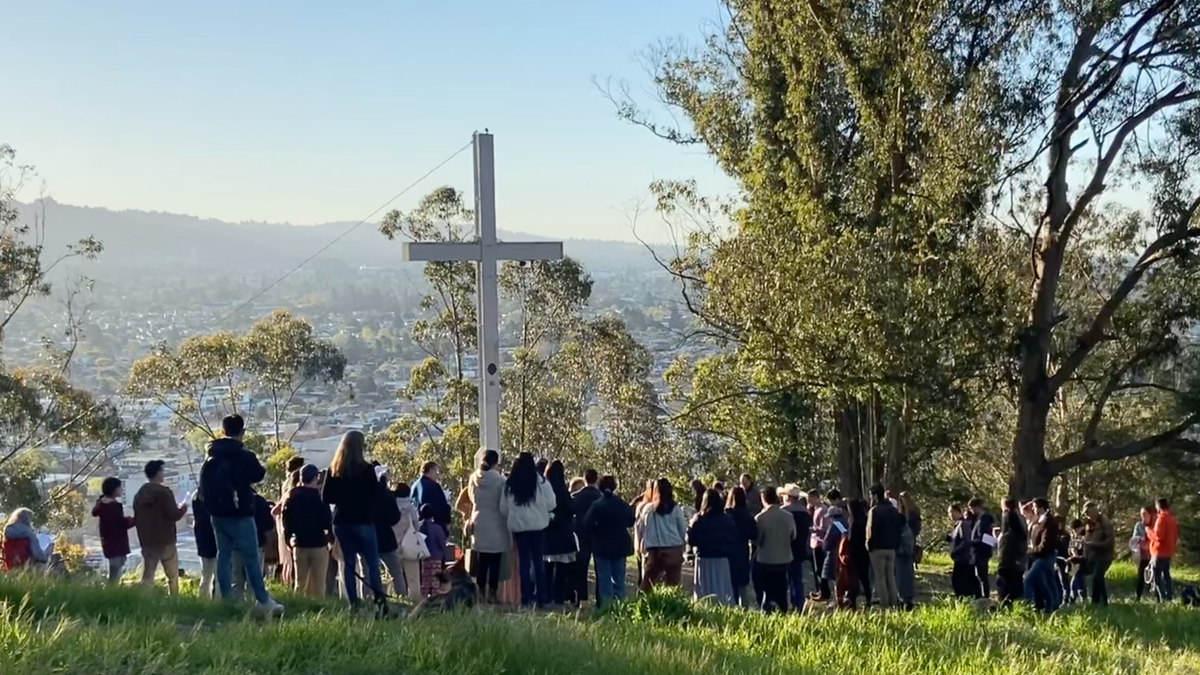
[1010,232,1065,500]
[883,396,910,492]
[836,400,865,500]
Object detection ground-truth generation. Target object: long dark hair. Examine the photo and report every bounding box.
[652,478,676,516]
[849,498,868,528]
[699,488,725,517]
[691,479,706,512]
[726,485,748,512]
[506,452,539,506]
[545,460,570,510]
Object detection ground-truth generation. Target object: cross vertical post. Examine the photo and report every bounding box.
[474,132,502,453]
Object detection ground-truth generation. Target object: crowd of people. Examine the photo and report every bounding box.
[953,496,1181,613]
[0,420,1187,618]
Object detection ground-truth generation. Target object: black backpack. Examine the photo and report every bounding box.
[199,455,238,517]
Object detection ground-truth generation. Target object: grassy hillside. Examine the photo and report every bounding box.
[2,560,1199,675]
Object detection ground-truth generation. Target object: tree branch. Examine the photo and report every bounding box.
[1048,411,1200,475]
[1048,225,1200,392]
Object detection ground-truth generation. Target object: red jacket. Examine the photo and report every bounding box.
[92,498,135,558]
[1148,510,1178,559]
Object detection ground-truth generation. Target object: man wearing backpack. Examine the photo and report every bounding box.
[199,414,283,615]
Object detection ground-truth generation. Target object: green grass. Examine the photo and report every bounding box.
[2,561,1200,674]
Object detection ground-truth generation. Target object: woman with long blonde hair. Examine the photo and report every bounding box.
[322,430,389,608]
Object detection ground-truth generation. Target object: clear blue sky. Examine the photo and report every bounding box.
[3,0,733,242]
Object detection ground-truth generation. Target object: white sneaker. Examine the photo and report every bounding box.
[255,598,285,616]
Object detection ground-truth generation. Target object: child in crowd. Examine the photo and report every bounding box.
[418,503,447,597]
[1066,519,1088,603]
[92,477,135,585]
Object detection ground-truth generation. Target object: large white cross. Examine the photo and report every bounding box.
[402,132,563,453]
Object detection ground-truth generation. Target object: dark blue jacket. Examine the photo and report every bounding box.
[971,510,995,563]
[412,475,451,527]
[582,491,634,559]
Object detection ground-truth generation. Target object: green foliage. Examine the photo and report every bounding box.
[4,569,1200,674]
[263,443,300,494]
[1,146,137,522]
[126,309,345,441]
[597,585,700,626]
[616,0,1200,507]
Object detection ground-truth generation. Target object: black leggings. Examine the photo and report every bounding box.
[546,561,572,605]
[474,552,502,593]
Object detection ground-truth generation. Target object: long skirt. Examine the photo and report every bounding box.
[896,552,916,603]
[693,557,735,606]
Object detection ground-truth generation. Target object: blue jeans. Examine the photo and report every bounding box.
[787,558,807,611]
[594,556,626,607]
[513,530,547,607]
[1153,557,1173,601]
[212,516,269,604]
[334,524,384,604]
[1025,557,1059,613]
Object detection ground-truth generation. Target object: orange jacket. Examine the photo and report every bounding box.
[1148,511,1178,559]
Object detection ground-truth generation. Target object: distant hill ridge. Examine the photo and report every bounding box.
[17,199,669,275]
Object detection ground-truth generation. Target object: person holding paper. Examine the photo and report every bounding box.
[1,508,52,572]
[968,498,995,599]
[133,460,188,595]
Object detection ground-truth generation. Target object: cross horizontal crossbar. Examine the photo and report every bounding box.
[402,240,564,263]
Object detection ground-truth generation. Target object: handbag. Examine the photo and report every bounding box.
[401,528,430,561]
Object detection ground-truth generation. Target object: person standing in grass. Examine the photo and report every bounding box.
[754,487,796,612]
[467,449,509,604]
[542,460,579,606]
[781,485,811,611]
[1147,497,1178,602]
[391,482,423,602]
[866,484,903,608]
[1083,502,1114,606]
[93,477,134,584]
[808,492,830,600]
[322,430,389,608]
[282,464,333,597]
[1025,498,1061,613]
[687,488,739,606]
[725,486,759,608]
[947,504,975,598]
[570,469,602,606]
[412,462,451,536]
[1065,519,1088,603]
[637,478,689,592]
[190,488,218,599]
[995,498,1027,606]
[968,498,995,599]
[823,505,851,608]
[133,460,187,595]
[895,493,919,610]
[1130,505,1154,601]
[501,452,556,607]
[200,415,282,614]
[848,499,873,607]
[583,475,634,608]
[418,504,448,597]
